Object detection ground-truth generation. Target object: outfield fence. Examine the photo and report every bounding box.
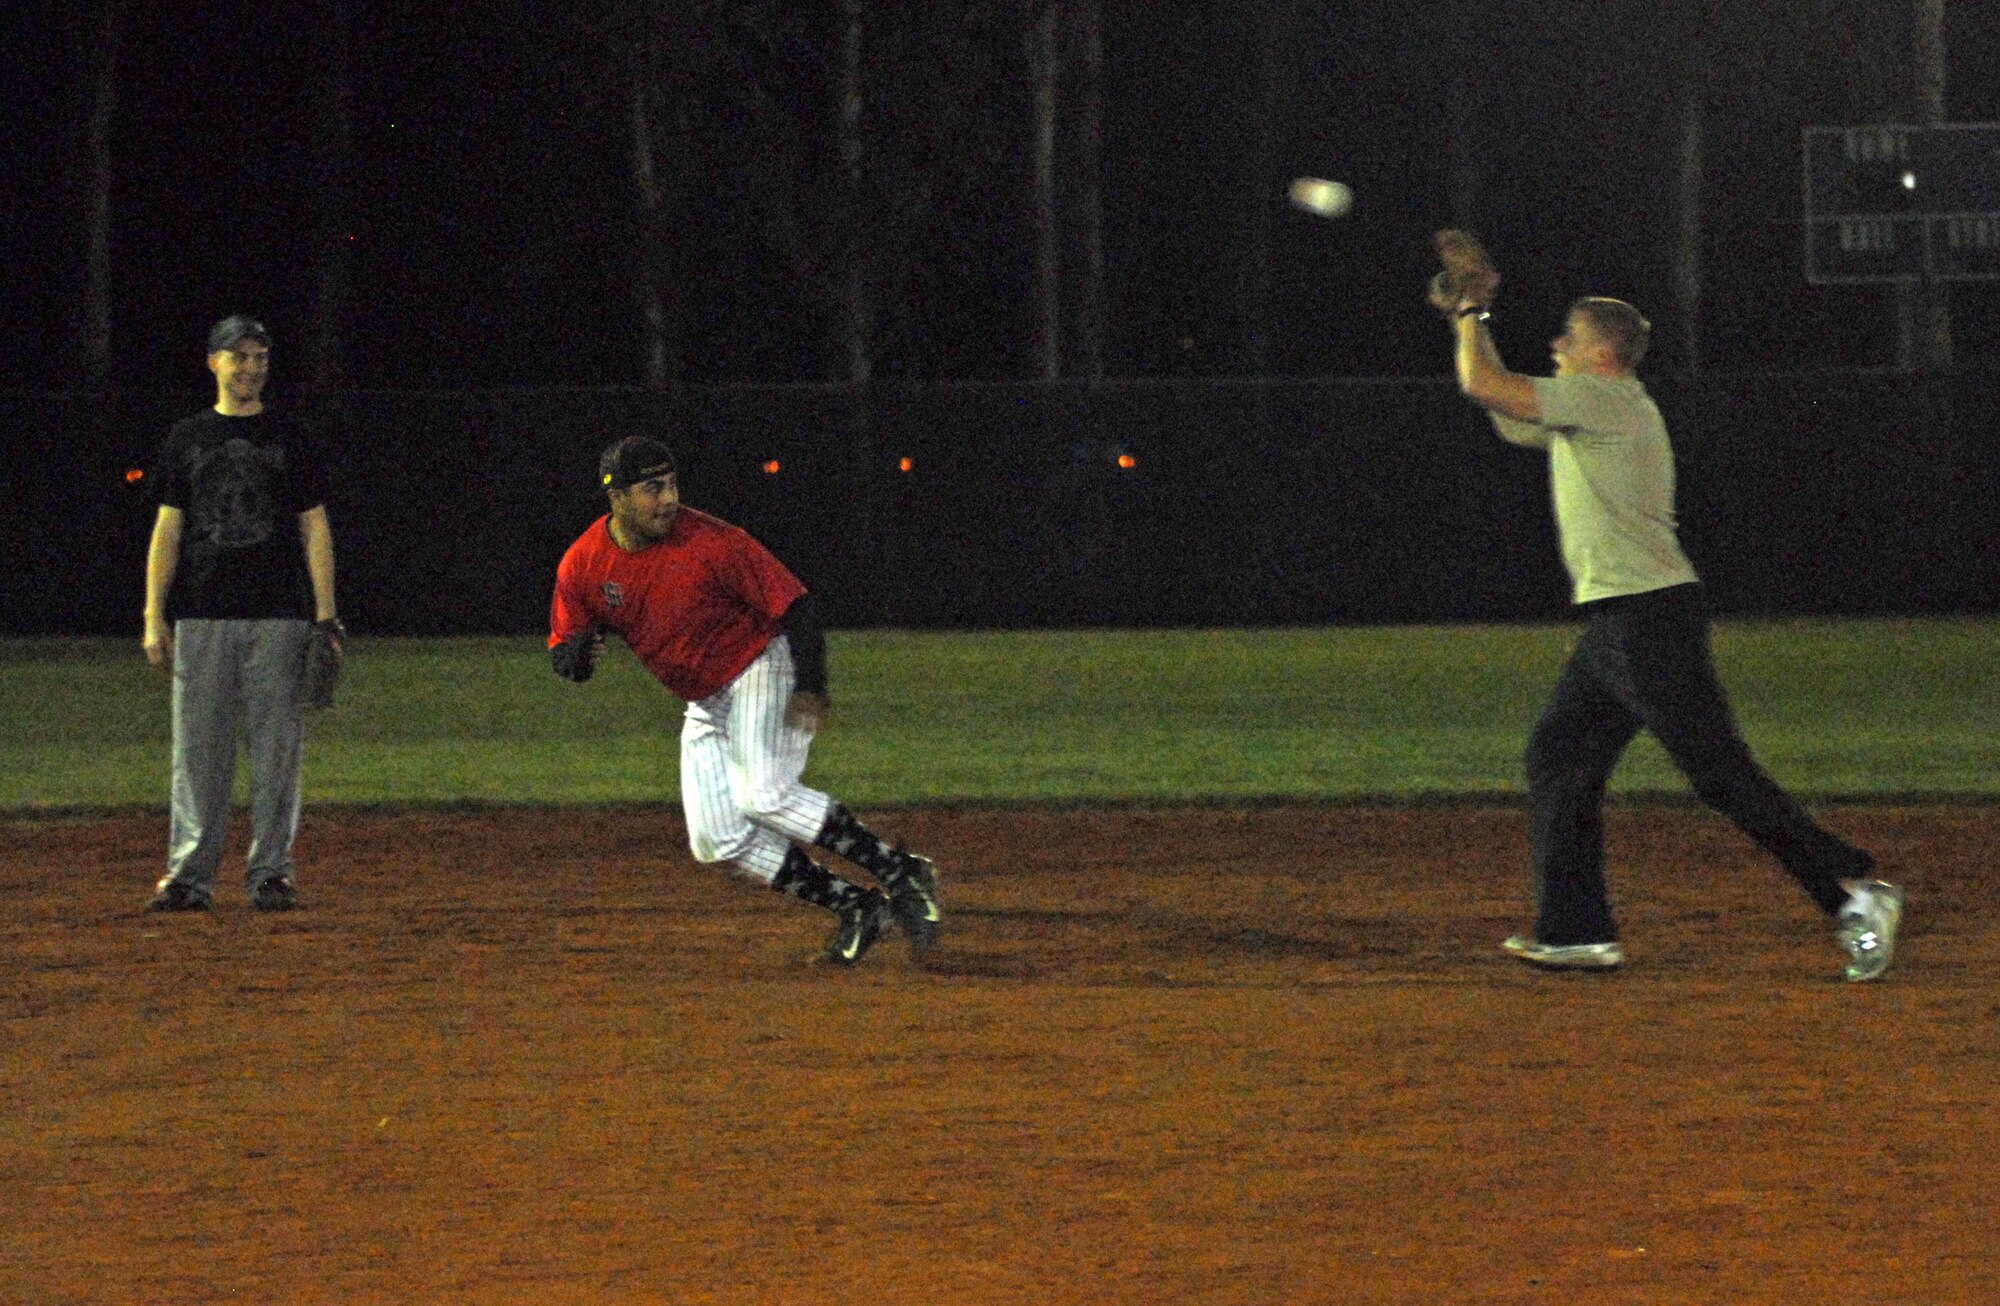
[10,371,1998,635]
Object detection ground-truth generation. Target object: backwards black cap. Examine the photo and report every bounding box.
[599,437,677,490]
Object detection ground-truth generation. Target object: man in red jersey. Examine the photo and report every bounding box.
[550,436,941,965]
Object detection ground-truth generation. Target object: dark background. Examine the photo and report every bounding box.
[11,372,1997,635]
[3,0,1998,633]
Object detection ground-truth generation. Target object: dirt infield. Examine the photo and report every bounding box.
[5,804,1997,1304]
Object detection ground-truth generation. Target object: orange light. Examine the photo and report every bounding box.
[761,460,782,475]
[1116,453,1137,469]
[125,468,144,483]
[898,457,914,473]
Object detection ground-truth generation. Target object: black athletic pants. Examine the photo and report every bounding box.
[1523,583,1872,945]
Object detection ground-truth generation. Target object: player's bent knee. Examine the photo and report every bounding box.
[737,787,805,832]
[688,827,758,866]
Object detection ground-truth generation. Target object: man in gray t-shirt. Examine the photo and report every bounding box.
[1447,289,1903,981]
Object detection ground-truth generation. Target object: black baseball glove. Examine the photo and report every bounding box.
[301,618,346,712]
[551,626,606,683]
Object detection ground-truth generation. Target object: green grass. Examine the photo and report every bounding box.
[3,618,1996,809]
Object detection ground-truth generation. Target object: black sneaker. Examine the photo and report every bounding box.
[147,880,213,913]
[825,889,891,965]
[250,876,300,912]
[887,853,942,955]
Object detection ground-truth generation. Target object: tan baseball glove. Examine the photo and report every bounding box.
[1427,229,1500,317]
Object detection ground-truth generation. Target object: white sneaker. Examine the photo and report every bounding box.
[1837,880,1905,982]
[1502,935,1625,971]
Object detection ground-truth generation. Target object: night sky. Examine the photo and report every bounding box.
[7,0,2000,393]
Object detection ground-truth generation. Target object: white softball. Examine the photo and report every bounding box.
[1288,176,1353,218]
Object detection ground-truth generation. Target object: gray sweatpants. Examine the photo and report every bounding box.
[165,618,312,894]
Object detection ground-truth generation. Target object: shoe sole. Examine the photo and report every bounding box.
[1502,936,1624,970]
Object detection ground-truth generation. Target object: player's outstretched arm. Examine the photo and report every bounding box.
[1455,315,1542,422]
[1427,227,1541,424]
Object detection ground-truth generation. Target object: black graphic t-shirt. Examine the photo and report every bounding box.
[154,410,329,619]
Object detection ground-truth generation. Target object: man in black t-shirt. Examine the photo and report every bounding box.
[142,315,341,912]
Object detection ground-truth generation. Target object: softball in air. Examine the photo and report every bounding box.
[1288,176,1354,218]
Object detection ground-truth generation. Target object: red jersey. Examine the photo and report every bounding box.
[550,508,807,702]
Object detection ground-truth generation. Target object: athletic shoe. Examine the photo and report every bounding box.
[147,879,212,913]
[887,853,942,954]
[825,889,891,965]
[1502,935,1624,970]
[250,875,300,912]
[1837,879,1905,982]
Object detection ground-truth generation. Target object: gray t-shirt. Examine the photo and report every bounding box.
[1489,374,1698,604]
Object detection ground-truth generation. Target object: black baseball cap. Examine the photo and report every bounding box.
[599,436,677,490]
[207,314,270,354]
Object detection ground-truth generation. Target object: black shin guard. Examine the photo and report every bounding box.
[814,803,909,888]
[770,846,864,912]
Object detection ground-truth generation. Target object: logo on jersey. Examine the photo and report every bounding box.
[601,581,625,609]
[189,437,284,551]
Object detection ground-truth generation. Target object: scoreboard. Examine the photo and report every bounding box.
[1803,123,2000,283]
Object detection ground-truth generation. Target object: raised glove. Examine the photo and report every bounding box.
[301,618,346,712]
[1428,228,1500,317]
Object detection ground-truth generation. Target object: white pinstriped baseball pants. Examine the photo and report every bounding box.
[680,636,833,883]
